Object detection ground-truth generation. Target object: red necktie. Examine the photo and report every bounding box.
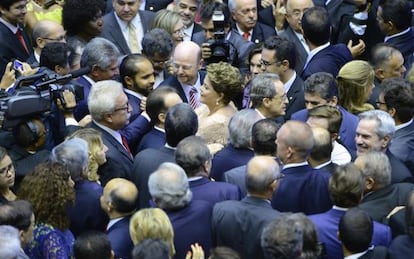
[189,87,199,109]
[15,29,29,54]
[121,135,133,157]
[243,32,250,41]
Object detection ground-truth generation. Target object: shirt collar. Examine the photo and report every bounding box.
[0,17,18,33]
[124,88,144,100]
[384,28,411,42]
[93,120,123,145]
[395,119,413,131]
[107,217,124,230]
[236,24,253,38]
[284,71,296,93]
[313,160,332,169]
[183,23,195,41]
[344,250,369,259]
[282,161,309,169]
[304,42,330,68]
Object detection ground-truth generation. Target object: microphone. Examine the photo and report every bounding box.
[35,67,91,88]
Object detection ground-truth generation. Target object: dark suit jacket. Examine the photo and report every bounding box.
[279,26,308,74]
[301,43,353,80]
[385,28,414,72]
[359,182,414,224]
[120,114,152,156]
[212,196,280,259]
[90,122,134,186]
[389,121,414,174]
[189,177,241,205]
[166,200,213,259]
[359,246,388,259]
[26,53,39,68]
[224,165,248,197]
[158,71,206,103]
[133,146,176,208]
[210,144,255,181]
[285,74,305,120]
[136,127,165,153]
[271,164,332,214]
[101,11,155,55]
[73,75,93,122]
[309,208,392,259]
[291,105,358,152]
[0,23,33,78]
[124,90,143,123]
[145,0,171,12]
[107,216,134,259]
[232,21,276,44]
[388,235,414,259]
[68,180,109,237]
[386,149,413,184]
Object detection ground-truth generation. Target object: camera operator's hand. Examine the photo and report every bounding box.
[201,43,212,60]
[140,96,147,112]
[0,62,16,89]
[62,90,77,110]
[19,62,38,77]
[78,115,92,127]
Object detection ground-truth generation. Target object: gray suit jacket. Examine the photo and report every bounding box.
[101,11,155,55]
[389,120,414,175]
[279,26,308,74]
[224,165,247,197]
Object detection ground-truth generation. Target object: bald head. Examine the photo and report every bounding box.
[102,178,138,215]
[309,127,332,166]
[246,156,280,197]
[33,20,66,50]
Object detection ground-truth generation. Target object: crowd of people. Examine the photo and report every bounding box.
[1,0,414,258]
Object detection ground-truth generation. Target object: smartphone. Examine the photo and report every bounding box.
[13,59,24,71]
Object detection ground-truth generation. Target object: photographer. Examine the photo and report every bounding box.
[192,1,254,74]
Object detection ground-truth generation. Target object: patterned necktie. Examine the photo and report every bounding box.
[16,29,29,54]
[189,87,199,109]
[128,22,140,53]
[243,31,250,41]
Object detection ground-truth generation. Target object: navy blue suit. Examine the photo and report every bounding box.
[107,216,134,259]
[389,121,414,174]
[291,105,358,152]
[271,164,332,214]
[210,144,255,181]
[136,127,165,153]
[279,26,308,74]
[309,207,392,259]
[386,149,413,184]
[189,177,241,205]
[124,90,143,123]
[212,196,280,259]
[90,122,134,186]
[165,200,213,259]
[285,74,305,120]
[73,75,93,122]
[301,43,353,80]
[133,146,176,208]
[159,71,206,103]
[385,28,414,72]
[388,235,414,259]
[68,180,109,237]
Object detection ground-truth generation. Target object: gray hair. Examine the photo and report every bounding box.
[80,37,120,69]
[148,162,192,210]
[50,138,89,182]
[88,80,125,121]
[359,110,396,139]
[227,0,237,12]
[359,152,392,188]
[175,136,211,177]
[0,225,22,259]
[228,109,262,148]
[261,213,303,259]
[249,73,280,109]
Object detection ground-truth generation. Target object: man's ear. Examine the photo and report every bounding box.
[328,96,338,106]
[375,68,385,81]
[124,76,133,89]
[365,177,375,191]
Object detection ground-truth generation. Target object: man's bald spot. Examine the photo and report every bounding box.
[174,41,202,63]
[247,156,280,179]
[281,120,314,151]
[105,178,138,201]
[311,127,331,146]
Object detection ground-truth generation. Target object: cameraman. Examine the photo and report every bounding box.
[192,1,254,74]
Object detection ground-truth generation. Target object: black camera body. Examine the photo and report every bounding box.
[205,10,230,64]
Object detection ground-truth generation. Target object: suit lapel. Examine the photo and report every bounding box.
[107,13,130,54]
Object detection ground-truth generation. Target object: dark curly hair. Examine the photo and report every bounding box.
[62,0,105,36]
[206,62,242,104]
[17,162,75,230]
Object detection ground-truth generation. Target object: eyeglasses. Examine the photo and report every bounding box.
[172,63,193,71]
[287,9,309,18]
[42,35,66,42]
[260,59,280,67]
[238,7,257,15]
[376,100,387,107]
[114,102,131,112]
[0,163,14,176]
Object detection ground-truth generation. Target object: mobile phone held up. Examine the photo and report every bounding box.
[11,59,24,78]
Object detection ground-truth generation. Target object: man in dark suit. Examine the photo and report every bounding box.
[192,1,254,73]
[355,152,414,225]
[101,178,138,259]
[378,78,414,174]
[309,163,391,259]
[176,136,241,205]
[339,208,388,259]
[101,0,155,55]
[224,119,280,197]
[213,156,281,259]
[262,36,305,120]
[133,103,198,209]
[271,120,332,214]
[159,41,205,107]
[229,0,276,44]
[148,162,213,258]
[51,138,108,237]
[291,72,358,152]
[377,0,414,72]
[73,37,121,122]
[174,0,203,41]
[300,7,353,80]
[279,0,314,74]
[355,110,412,184]
[88,80,134,186]
[136,87,182,153]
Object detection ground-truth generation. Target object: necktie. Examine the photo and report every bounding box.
[16,29,29,54]
[128,22,140,53]
[121,135,133,157]
[243,31,250,41]
[189,87,199,109]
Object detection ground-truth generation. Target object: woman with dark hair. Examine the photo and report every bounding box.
[0,146,16,203]
[18,162,75,258]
